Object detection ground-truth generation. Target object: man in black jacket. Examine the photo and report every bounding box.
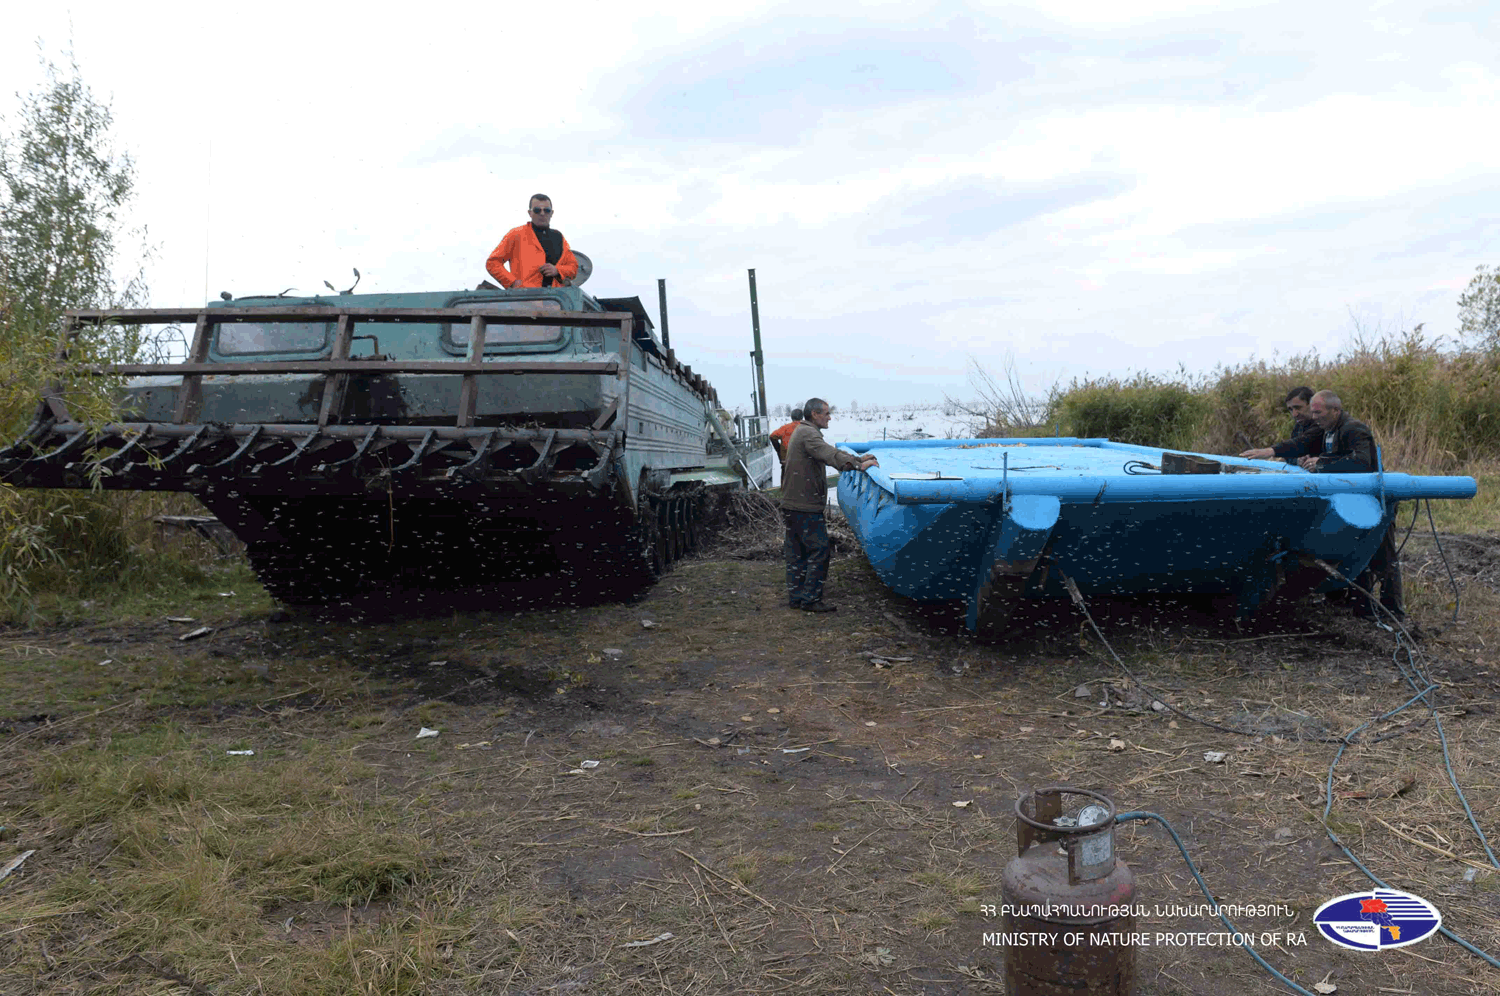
[1282,386,1320,466]
[1240,390,1376,471]
[1241,391,1402,619]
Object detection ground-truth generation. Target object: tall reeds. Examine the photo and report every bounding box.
[1019,326,1500,473]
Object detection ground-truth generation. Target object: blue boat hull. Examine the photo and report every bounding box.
[835,438,1476,631]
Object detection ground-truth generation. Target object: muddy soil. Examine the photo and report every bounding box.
[4,543,1500,995]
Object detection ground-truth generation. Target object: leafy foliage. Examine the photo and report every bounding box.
[0,45,184,620]
[966,311,1500,473]
[1458,264,1500,352]
[0,45,145,328]
[1049,374,1208,451]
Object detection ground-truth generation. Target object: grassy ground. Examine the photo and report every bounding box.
[2,517,1500,994]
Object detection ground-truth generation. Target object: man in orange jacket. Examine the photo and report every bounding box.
[486,194,579,289]
[770,408,803,467]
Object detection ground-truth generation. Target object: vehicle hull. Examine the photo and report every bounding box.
[835,438,1476,631]
[0,290,774,604]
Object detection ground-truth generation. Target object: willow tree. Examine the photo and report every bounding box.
[1458,265,1500,353]
[0,46,146,329]
[0,45,152,616]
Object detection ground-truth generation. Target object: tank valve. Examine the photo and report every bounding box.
[1001,786,1137,995]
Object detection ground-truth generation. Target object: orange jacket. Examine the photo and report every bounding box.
[770,421,800,462]
[486,223,579,289]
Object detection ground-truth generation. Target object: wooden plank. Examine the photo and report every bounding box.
[617,316,633,443]
[67,307,637,327]
[81,359,623,376]
[43,392,73,422]
[40,324,77,423]
[107,421,620,444]
[455,314,487,428]
[172,313,213,423]
[591,395,622,430]
[317,314,354,427]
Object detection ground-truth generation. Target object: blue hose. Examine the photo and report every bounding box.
[1115,811,1320,996]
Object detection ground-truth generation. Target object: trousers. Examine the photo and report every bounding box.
[1356,521,1403,615]
[783,509,831,606]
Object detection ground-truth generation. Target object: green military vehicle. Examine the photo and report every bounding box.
[0,278,776,604]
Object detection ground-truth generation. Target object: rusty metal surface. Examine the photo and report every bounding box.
[1003,786,1136,995]
[0,420,621,497]
[79,359,624,377]
[67,307,637,326]
[1014,787,1117,863]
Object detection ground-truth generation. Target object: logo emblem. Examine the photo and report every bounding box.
[1313,889,1442,950]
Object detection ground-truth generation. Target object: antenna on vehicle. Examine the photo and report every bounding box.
[657,279,671,350]
[323,268,362,296]
[746,269,768,419]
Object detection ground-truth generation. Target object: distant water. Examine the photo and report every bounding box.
[764,402,993,491]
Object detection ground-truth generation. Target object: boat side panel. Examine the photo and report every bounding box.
[842,479,1391,602]
[839,471,991,598]
[965,494,1061,629]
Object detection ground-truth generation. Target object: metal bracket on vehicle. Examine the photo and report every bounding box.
[447,430,497,483]
[387,429,438,476]
[591,395,622,430]
[97,427,153,472]
[197,425,265,474]
[22,427,90,467]
[320,426,381,472]
[264,429,323,471]
[516,430,559,486]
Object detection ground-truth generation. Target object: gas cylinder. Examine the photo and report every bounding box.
[1001,786,1136,995]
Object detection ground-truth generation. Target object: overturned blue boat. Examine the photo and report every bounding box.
[835,438,1476,633]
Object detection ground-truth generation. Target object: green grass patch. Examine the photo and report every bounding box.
[0,723,457,993]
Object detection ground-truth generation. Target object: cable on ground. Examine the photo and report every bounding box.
[1115,810,1320,996]
[1055,520,1500,977]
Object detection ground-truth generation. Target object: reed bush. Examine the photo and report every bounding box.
[1047,373,1208,451]
[1032,325,1500,474]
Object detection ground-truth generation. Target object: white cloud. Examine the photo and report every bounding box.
[2,1,1496,410]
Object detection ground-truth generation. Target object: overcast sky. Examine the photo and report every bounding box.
[3,1,1496,412]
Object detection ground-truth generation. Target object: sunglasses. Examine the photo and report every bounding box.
[530,207,553,215]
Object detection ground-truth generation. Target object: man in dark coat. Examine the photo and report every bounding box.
[780,398,877,612]
[1282,386,1320,466]
[1241,391,1403,619]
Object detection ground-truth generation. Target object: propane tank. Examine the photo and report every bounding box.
[1002,786,1136,995]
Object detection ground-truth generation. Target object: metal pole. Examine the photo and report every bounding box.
[747,269,768,418]
[657,278,671,350]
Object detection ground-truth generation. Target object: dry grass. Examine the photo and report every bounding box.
[707,488,859,562]
[2,498,1500,994]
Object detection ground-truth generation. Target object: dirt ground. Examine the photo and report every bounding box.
[4,526,1500,995]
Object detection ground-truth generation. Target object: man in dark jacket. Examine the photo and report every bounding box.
[1282,386,1320,466]
[781,398,877,612]
[1241,391,1402,619]
[1240,390,1377,471]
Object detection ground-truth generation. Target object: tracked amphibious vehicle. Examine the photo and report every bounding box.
[0,281,775,604]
